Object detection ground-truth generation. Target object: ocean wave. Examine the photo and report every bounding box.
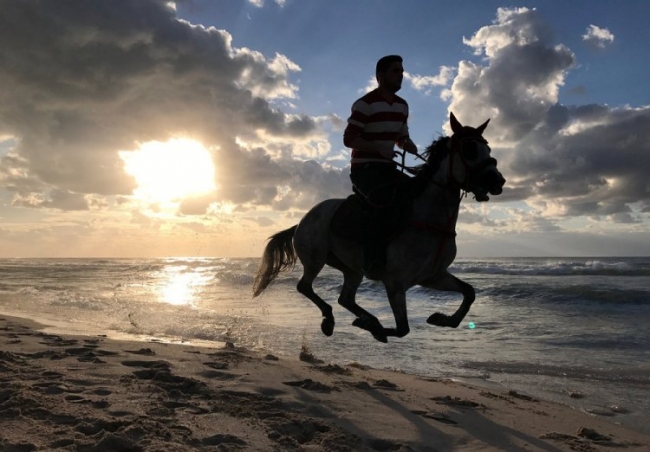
[463,360,650,386]
[477,283,650,306]
[450,259,649,276]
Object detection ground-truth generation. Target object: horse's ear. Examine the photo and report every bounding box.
[476,118,490,134]
[450,112,462,133]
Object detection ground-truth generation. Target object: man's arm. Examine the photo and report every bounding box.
[343,100,395,158]
[396,108,417,155]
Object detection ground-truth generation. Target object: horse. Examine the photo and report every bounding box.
[253,112,505,343]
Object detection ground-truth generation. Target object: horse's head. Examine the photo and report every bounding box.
[446,112,505,201]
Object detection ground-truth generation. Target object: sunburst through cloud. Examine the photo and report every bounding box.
[120,138,217,204]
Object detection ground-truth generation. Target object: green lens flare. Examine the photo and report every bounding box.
[468,322,476,329]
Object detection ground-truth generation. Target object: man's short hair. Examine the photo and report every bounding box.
[376,55,403,77]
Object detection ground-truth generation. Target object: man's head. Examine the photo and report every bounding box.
[376,55,404,93]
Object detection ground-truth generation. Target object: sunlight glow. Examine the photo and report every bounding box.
[159,264,210,306]
[121,138,216,202]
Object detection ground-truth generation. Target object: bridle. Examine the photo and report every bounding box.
[397,133,496,201]
[449,135,496,198]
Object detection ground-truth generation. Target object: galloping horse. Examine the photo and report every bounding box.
[253,112,505,342]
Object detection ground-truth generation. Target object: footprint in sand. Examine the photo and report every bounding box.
[120,360,170,370]
[42,371,64,379]
[313,364,352,376]
[201,433,247,447]
[411,409,459,425]
[64,394,111,409]
[373,379,405,391]
[162,400,210,414]
[124,347,156,356]
[282,379,338,393]
[507,390,538,401]
[31,382,83,395]
[120,360,173,382]
[367,438,406,451]
[431,396,484,409]
[199,369,238,380]
[88,388,112,396]
[203,361,228,370]
[39,336,79,347]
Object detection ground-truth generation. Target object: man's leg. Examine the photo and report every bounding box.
[351,165,401,276]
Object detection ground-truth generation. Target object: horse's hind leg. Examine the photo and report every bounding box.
[297,263,335,337]
[422,271,475,328]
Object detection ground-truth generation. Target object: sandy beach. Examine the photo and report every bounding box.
[1,315,648,452]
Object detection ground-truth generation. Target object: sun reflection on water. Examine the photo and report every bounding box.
[158,264,210,306]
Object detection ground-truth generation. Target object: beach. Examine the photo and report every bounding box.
[2,314,649,452]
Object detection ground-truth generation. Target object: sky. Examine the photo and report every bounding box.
[0,0,649,258]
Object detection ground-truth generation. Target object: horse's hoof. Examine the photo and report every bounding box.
[352,316,373,330]
[352,316,381,331]
[321,317,335,336]
[353,317,388,343]
[427,313,461,328]
[427,312,449,327]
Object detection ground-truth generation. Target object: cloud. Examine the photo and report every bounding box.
[359,76,378,95]
[243,216,276,227]
[406,66,455,95]
[444,7,649,228]
[248,0,287,8]
[582,24,615,48]
[0,0,342,216]
[451,7,575,145]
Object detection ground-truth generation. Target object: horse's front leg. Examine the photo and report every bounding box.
[382,282,410,339]
[422,271,475,328]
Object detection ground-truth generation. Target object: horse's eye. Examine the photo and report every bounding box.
[463,142,478,160]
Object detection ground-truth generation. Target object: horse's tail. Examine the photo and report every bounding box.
[253,225,298,297]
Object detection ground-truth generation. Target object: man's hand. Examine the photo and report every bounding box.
[401,138,418,155]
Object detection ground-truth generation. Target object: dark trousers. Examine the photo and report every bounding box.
[349,163,419,268]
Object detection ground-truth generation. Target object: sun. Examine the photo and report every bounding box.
[120,138,216,202]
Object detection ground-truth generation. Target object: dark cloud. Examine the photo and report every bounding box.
[447,7,650,222]
[513,105,650,216]
[0,0,337,213]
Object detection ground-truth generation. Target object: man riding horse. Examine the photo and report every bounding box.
[343,55,420,276]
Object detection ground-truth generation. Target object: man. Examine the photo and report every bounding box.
[343,55,418,275]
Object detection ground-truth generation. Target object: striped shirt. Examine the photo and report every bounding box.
[343,89,410,168]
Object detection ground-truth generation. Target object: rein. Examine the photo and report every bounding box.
[396,141,473,272]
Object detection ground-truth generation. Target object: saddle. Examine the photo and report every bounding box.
[331,193,414,278]
[330,194,371,243]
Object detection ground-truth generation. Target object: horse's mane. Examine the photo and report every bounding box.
[414,136,450,177]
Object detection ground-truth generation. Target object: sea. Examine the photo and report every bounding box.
[1,257,649,434]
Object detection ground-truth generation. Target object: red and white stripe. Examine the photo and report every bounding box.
[343,89,409,167]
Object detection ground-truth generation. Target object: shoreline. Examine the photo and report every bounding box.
[5,307,646,435]
[2,314,649,451]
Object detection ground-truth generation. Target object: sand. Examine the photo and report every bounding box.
[1,315,648,452]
